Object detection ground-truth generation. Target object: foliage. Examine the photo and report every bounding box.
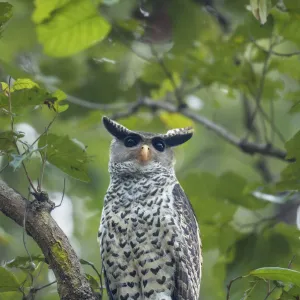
[0,0,300,299]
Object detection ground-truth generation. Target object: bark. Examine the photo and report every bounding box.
[0,180,96,300]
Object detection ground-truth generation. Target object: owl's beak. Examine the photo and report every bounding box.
[138,145,151,163]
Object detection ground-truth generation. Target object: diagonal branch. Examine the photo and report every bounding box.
[111,98,291,162]
[0,180,96,300]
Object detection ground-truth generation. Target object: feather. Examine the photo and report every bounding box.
[102,116,133,140]
[172,184,202,300]
[162,127,194,147]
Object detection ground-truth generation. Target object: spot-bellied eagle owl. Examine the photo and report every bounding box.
[98,116,202,300]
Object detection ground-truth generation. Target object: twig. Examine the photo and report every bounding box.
[80,259,103,296]
[288,255,296,269]
[0,162,9,174]
[245,34,276,141]
[7,77,38,194]
[151,46,185,107]
[242,94,273,183]
[36,115,58,192]
[31,280,57,292]
[226,276,243,300]
[263,285,277,300]
[54,178,66,208]
[139,98,290,161]
[252,39,300,57]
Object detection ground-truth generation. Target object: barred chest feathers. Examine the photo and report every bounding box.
[99,171,179,299]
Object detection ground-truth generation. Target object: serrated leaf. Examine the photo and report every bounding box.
[38,134,90,182]
[250,267,300,287]
[36,0,111,57]
[0,267,20,292]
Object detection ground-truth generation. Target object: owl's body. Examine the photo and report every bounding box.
[99,118,202,300]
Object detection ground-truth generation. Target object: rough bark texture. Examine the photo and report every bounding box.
[0,180,96,300]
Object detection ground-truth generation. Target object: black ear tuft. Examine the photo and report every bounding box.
[163,127,194,147]
[102,116,131,140]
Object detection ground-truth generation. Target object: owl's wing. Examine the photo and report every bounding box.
[172,184,202,300]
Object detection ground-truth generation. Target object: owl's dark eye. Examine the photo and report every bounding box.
[124,135,141,147]
[152,138,166,152]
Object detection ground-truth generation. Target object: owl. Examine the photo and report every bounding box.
[98,116,202,300]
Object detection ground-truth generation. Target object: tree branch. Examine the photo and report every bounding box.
[0,180,96,300]
[111,97,290,162]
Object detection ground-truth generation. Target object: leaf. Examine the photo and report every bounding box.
[9,146,45,171]
[38,134,90,182]
[12,78,39,91]
[215,172,266,209]
[6,255,45,272]
[159,112,193,129]
[0,86,51,109]
[0,131,24,153]
[285,130,300,161]
[0,266,20,292]
[0,2,13,36]
[85,273,99,290]
[250,0,273,24]
[32,0,71,23]
[36,0,111,57]
[250,267,300,287]
[43,90,69,113]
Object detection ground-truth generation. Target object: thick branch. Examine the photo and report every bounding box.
[0,180,96,300]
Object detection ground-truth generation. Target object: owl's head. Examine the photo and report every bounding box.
[103,116,193,175]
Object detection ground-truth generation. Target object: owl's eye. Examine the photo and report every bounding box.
[152,138,166,152]
[124,135,140,147]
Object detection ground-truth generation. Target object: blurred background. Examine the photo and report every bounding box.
[1,0,300,299]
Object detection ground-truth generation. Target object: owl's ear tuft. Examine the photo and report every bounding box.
[163,127,194,147]
[102,116,131,140]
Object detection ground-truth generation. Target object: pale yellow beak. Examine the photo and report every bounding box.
[138,145,151,162]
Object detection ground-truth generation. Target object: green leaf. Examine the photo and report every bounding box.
[85,273,99,290]
[0,2,13,36]
[38,134,90,182]
[0,131,24,153]
[0,85,51,110]
[9,146,45,171]
[0,266,20,292]
[285,130,300,160]
[50,90,69,113]
[32,0,71,23]
[6,255,45,272]
[159,112,193,129]
[12,78,39,91]
[216,172,266,209]
[36,0,111,57]
[250,267,300,287]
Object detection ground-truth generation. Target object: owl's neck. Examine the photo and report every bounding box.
[108,161,176,180]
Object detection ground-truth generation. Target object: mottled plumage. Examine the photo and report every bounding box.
[98,117,202,300]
